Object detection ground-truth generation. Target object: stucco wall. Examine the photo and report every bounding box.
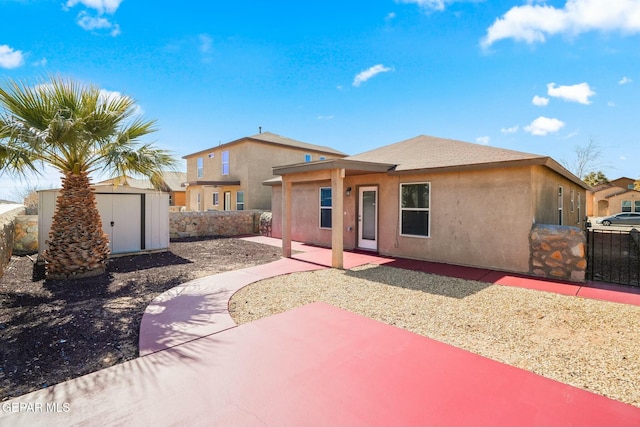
[532,165,587,227]
[185,140,345,212]
[272,166,545,274]
[169,210,263,238]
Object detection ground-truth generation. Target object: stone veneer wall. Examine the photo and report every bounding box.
[529,224,586,282]
[13,215,39,255]
[0,206,26,278]
[169,210,265,239]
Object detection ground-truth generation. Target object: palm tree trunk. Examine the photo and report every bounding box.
[43,171,110,279]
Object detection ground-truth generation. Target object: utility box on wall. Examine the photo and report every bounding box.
[38,185,170,257]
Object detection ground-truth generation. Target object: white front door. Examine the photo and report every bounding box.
[358,186,378,250]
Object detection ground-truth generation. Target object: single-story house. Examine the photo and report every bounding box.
[265,135,590,273]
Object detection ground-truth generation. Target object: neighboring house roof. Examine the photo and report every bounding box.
[95,172,187,192]
[272,135,590,190]
[183,131,347,158]
[603,188,640,199]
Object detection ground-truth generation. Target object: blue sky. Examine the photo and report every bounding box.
[1,0,639,200]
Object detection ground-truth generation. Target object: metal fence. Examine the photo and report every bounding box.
[586,228,640,287]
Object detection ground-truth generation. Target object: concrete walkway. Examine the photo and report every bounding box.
[141,235,640,356]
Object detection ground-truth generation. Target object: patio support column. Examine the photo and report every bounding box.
[282,175,292,258]
[331,168,345,269]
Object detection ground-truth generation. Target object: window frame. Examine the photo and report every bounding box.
[570,189,575,212]
[213,192,219,206]
[305,154,312,163]
[319,187,332,229]
[399,182,431,238]
[558,186,564,225]
[236,191,244,210]
[635,200,640,213]
[622,200,632,213]
[197,157,203,178]
[222,151,230,175]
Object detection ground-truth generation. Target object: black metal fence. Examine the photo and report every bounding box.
[586,228,640,287]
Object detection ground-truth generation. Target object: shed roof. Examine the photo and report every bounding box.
[183,132,346,158]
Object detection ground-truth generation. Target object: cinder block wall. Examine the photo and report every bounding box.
[169,210,265,239]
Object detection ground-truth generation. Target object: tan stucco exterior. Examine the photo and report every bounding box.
[270,164,587,274]
[587,178,640,217]
[184,138,345,211]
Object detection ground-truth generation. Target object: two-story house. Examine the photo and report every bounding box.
[183,131,346,211]
[587,177,640,217]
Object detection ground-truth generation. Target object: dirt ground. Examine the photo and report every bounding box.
[0,237,281,401]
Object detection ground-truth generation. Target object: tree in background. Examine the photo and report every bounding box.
[583,171,609,187]
[0,75,176,279]
[562,137,608,182]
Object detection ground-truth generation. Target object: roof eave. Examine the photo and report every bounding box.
[273,159,396,176]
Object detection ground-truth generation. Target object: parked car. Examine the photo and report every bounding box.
[596,212,640,226]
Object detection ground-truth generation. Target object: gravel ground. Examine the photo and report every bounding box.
[229,265,640,408]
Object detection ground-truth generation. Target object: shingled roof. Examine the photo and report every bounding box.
[346,135,546,172]
[184,132,346,158]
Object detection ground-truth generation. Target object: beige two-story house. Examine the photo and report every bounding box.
[183,132,346,211]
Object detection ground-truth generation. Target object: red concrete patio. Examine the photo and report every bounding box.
[2,302,639,426]
[2,236,640,426]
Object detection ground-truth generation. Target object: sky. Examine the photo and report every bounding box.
[0,0,639,201]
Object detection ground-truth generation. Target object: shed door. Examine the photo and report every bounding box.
[97,194,142,254]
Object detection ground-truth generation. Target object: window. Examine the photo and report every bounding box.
[213,192,219,206]
[635,201,640,213]
[622,200,632,212]
[400,183,430,237]
[319,156,326,161]
[196,193,201,211]
[305,154,312,162]
[236,191,244,210]
[558,186,563,225]
[570,189,575,212]
[222,151,229,175]
[197,157,203,178]
[319,187,332,229]
[577,193,581,224]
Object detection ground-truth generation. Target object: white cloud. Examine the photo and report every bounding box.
[353,64,393,87]
[476,136,490,145]
[501,125,519,134]
[397,0,447,11]
[317,115,334,120]
[32,58,48,67]
[386,12,397,20]
[608,101,616,107]
[620,155,627,160]
[532,95,549,106]
[619,76,632,84]
[547,82,595,104]
[76,11,120,36]
[66,0,122,14]
[524,116,565,136]
[481,0,640,49]
[0,45,25,69]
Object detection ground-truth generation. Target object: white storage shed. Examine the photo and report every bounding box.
[38,185,170,257]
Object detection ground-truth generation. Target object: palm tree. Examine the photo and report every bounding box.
[0,75,176,279]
